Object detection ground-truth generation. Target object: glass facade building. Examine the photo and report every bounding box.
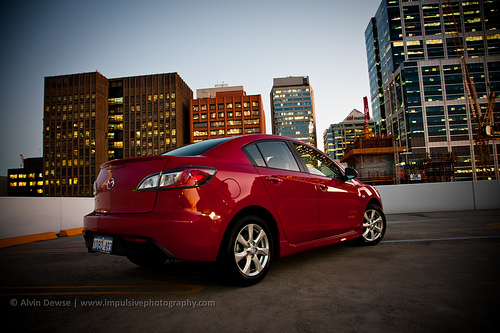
[270,76,317,147]
[365,0,500,181]
[324,110,374,160]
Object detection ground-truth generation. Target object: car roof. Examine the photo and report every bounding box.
[200,134,307,159]
[164,134,299,157]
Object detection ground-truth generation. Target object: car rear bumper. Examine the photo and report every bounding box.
[83,209,225,262]
[83,229,174,259]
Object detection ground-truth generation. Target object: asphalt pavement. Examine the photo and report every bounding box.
[1,209,499,332]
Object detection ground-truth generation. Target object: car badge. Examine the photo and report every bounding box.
[106,178,115,190]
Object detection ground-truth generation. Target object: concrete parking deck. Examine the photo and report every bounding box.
[1,210,499,332]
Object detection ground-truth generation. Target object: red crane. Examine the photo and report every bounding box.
[363,96,370,138]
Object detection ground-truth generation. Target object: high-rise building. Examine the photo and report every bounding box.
[43,71,192,197]
[107,73,192,159]
[365,0,500,181]
[270,76,317,146]
[324,109,374,160]
[190,85,265,142]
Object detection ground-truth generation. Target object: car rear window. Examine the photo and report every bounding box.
[163,137,232,156]
[244,141,300,172]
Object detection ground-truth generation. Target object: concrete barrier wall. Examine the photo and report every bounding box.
[0,197,93,239]
[0,180,499,240]
[471,180,500,210]
[375,180,500,214]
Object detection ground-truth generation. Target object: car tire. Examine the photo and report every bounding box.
[357,203,386,246]
[127,254,166,268]
[221,215,273,286]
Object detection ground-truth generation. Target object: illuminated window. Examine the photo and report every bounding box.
[406,40,421,46]
[227,120,242,126]
[194,130,208,137]
[466,36,483,42]
[228,128,242,135]
[426,39,443,44]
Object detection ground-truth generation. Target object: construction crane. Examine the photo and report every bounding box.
[444,0,497,180]
[363,96,370,139]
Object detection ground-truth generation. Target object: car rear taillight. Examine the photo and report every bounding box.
[137,167,216,192]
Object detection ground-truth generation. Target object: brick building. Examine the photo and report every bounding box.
[190,85,265,142]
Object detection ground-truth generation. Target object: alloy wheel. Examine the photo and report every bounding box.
[363,208,384,242]
[233,223,270,277]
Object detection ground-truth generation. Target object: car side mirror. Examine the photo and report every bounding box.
[344,167,358,180]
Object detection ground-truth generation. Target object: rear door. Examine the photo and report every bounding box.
[244,140,319,244]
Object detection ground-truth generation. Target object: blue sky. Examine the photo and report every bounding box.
[0,0,381,176]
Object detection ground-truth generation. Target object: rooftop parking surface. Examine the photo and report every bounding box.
[1,209,499,332]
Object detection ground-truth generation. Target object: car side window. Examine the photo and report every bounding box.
[244,144,266,167]
[248,141,300,172]
[293,143,342,179]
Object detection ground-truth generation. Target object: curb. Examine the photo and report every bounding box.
[0,232,58,249]
[0,228,84,249]
[60,227,84,237]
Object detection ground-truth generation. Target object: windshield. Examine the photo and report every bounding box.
[163,137,233,156]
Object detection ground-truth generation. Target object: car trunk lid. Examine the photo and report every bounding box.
[94,156,171,214]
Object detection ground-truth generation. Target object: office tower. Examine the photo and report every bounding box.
[324,110,374,160]
[190,85,265,142]
[270,76,317,147]
[43,71,192,197]
[107,73,192,159]
[365,0,500,181]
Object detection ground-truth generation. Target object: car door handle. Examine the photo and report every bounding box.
[318,184,328,191]
[265,176,283,184]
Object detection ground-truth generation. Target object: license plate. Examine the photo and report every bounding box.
[92,235,113,254]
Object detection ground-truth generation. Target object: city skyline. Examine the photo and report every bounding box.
[0,0,380,176]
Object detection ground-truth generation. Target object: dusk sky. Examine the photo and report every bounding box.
[0,0,381,176]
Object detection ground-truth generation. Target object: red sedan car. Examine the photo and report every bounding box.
[83,134,386,285]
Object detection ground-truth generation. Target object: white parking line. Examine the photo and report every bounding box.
[387,218,456,224]
[382,235,500,243]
